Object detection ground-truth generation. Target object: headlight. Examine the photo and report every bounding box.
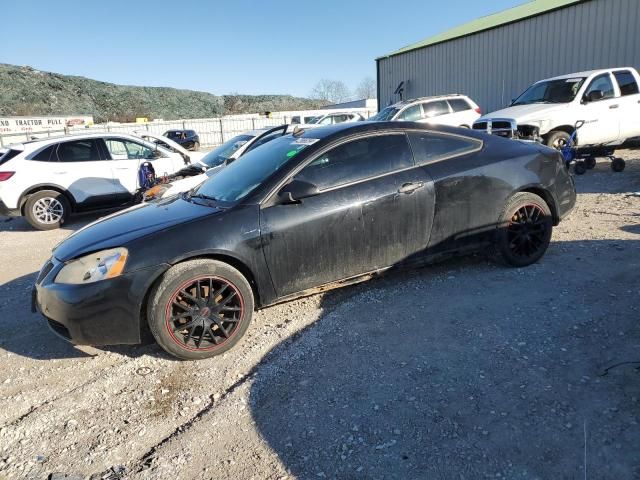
[55,248,128,284]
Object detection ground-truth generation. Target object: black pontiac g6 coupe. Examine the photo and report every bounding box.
[34,122,576,359]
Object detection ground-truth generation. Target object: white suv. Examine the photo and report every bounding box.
[0,133,186,230]
[369,94,482,128]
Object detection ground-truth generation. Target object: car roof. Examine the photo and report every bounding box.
[543,67,637,82]
[297,120,486,141]
[389,94,469,109]
[7,132,164,151]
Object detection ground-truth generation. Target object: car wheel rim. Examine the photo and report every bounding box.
[165,276,244,351]
[33,198,64,224]
[507,204,549,259]
[553,138,568,150]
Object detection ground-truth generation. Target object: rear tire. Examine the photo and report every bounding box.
[147,259,254,360]
[544,131,570,151]
[24,190,70,231]
[492,192,553,267]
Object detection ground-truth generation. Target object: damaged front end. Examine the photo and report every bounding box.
[472,118,541,142]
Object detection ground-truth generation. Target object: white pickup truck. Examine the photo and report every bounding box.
[473,67,640,149]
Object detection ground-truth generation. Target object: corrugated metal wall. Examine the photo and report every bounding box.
[377,0,640,113]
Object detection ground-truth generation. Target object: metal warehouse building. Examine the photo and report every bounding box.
[376,0,640,113]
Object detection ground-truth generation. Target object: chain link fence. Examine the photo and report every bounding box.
[0,109,374,148]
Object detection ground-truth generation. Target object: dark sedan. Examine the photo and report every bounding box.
[163,129,200,151]
[34,122,576,360]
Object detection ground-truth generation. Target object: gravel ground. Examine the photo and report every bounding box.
[0,154,639,480]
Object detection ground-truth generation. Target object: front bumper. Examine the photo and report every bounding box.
[0,199,20,217]
[33,257,169,345]
[473,118,541,142]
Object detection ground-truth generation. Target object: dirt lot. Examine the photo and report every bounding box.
[0,154,639,480]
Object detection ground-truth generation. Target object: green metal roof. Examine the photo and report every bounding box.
[377,0,585,59]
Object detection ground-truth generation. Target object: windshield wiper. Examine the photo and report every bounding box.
[190,193,218,202]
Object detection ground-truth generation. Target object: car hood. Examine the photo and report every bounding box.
[479,103,569,123]
[53,197,221,262]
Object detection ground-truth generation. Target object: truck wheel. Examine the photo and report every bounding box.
[24,190,71,230]
[545,131,571,150]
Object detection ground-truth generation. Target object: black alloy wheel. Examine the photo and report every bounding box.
[493,192,553,267]
[507,204,551,260]
[148,259,254,360]
[166,276,243,351]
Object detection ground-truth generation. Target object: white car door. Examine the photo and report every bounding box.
[105,138,176,194]
[577,73,621,146]
[53,139,116,206]
[612,70,640,140]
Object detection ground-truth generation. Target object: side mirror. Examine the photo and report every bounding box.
[584,90,604,103]
[278,179,319,204]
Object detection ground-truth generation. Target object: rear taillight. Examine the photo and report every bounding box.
[475,107,482,114]
[0,172,15,181]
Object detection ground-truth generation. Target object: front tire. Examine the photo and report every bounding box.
[147,259,254,360]
[492,192,553,267]
[24,190,70,230]
[544,130,570,151]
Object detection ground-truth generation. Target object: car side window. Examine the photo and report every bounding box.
[584,74,615,100]
[105,139,154,160]
[56,140,102,162]
[613,70,640,96]
[408,132,482,166]
[422,100,450,118]
[397,105,422,121]
[295,134,414,190]
[318,116,333,125]
[448,98,472,112]
[31,145,57,162]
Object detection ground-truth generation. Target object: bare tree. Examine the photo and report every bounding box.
[355,76,377,99]
[310,79,352,104]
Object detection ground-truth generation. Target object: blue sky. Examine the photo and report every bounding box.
[2,0,523,97]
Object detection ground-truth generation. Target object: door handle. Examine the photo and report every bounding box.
[609,104,619,109]
[398,182,424,194]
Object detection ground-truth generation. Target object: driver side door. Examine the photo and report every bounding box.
[260,132,432,298]
[578,73,621,145]
[104,138,157,195]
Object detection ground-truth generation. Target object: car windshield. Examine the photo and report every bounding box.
[165,131,181,139]
[368,106,400,121]
[193,135,315,203]
[512,77,586,105]
[200,134,254,168]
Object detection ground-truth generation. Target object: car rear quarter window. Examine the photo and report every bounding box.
[0,148,23,165]
[56,140,103,162]
[448,98,472,112]
[613,70,639,96]
[408,132,481,165]
[295,134,413,190]
[423,100,450,118]
[31,145,57,162]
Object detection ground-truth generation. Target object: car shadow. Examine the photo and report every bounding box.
[249,239,640,479]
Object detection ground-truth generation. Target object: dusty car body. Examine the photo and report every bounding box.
[34,122,576,360]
